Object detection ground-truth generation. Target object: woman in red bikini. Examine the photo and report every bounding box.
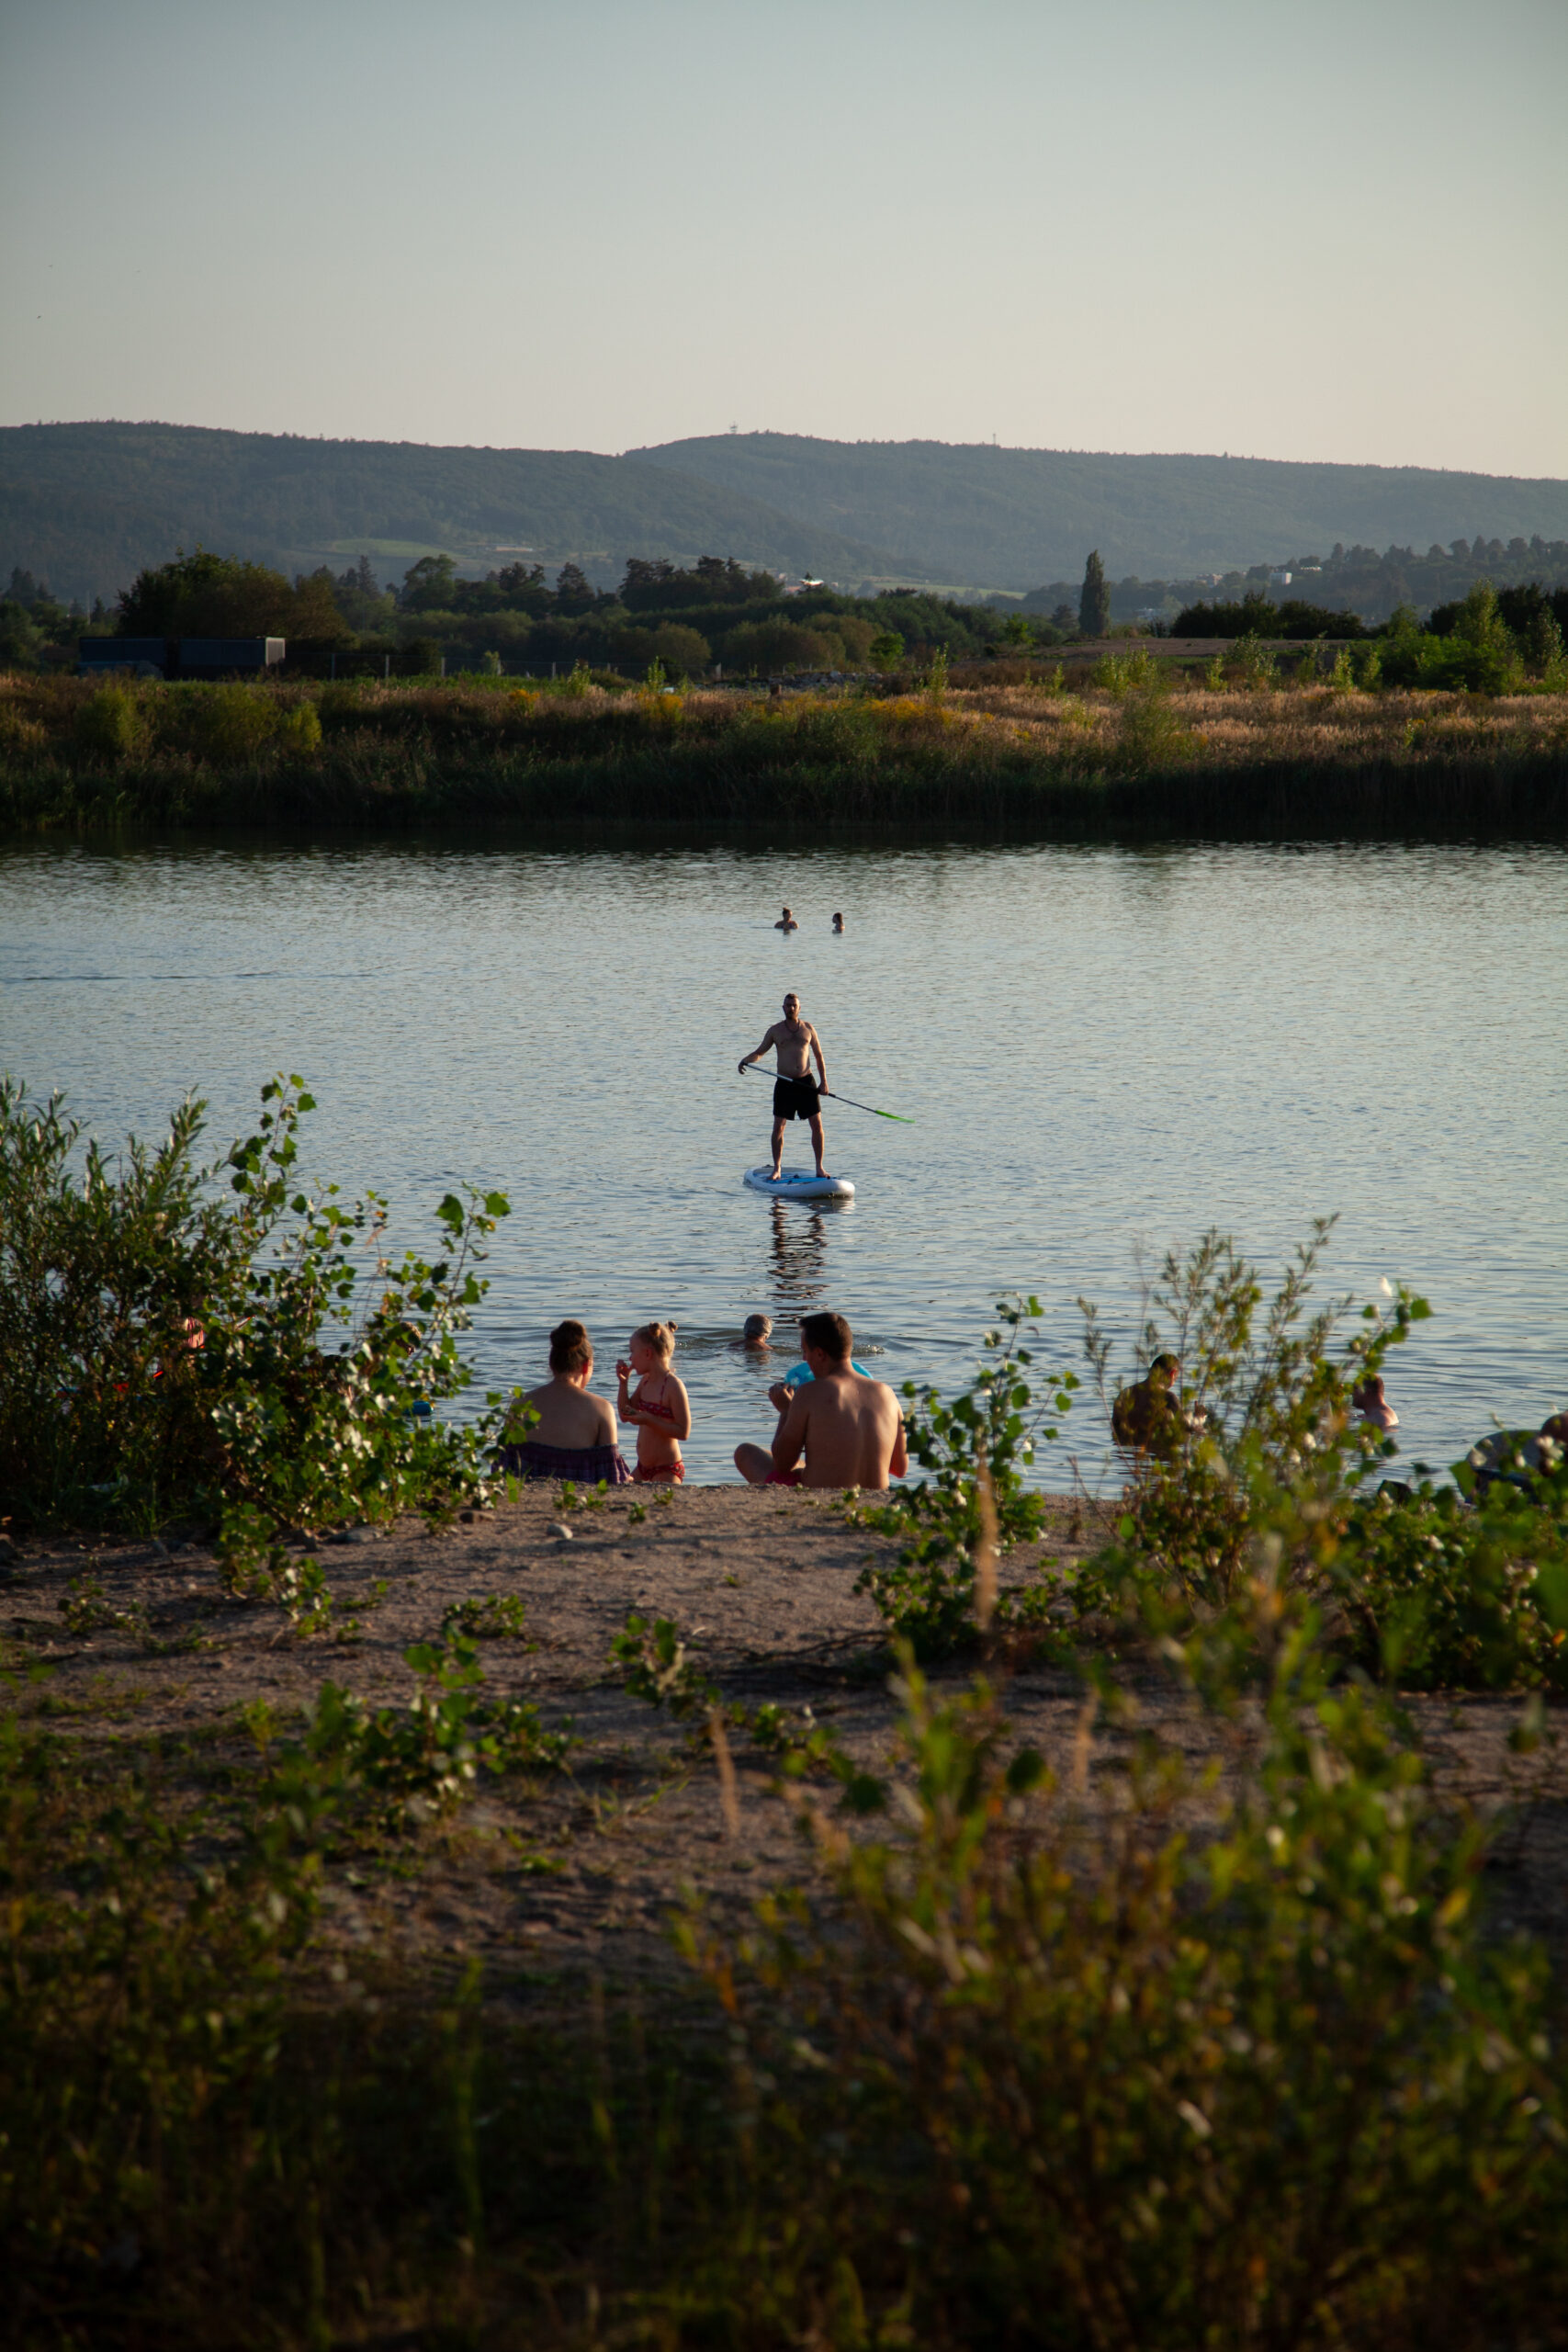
[615,1322,691,1484]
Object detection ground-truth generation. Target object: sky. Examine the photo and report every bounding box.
[2,0,1564,479]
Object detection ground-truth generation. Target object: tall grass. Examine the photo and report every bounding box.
[2,671,1565,837]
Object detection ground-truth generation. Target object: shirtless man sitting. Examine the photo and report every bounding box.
[738,990,831,1181]
[734,1311,907,1490]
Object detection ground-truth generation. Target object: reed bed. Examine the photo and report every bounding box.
[2,671,1565,837]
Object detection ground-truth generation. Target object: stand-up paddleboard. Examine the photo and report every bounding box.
[744,1166,855,1201]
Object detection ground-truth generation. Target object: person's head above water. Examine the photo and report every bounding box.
[832,911,844,932]
[743,1314,773,1345]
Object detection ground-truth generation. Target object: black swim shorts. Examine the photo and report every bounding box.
[773,1072,821,1121]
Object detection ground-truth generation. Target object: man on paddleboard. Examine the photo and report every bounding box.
[738,991,831,1181]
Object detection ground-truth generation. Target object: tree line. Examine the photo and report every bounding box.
[4,538,1568,683]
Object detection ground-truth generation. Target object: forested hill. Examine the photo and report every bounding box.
[630,434,1568,589]
[9,420,1568,608]
[0,423,898,605]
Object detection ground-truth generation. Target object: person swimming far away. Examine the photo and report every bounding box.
[738,991,831,1182]
[831,911,844,933]
[775,906,799,932]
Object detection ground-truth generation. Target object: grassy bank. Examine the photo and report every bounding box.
[3,669,1566,838]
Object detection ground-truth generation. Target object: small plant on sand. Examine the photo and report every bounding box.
[442,1590,531,1643]
[278,1633,571,1827]
[852,1297,1077,1658]
[58,1571,147,1637]
[612,1611,716,1720]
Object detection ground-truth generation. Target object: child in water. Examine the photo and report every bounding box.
[615,1321,692,1484]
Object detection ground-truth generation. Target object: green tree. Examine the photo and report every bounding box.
[400,555,459,612]
[1078,550,1111,638]
[118,549,292,638]
[553,564,595,614]
[117,549,346,642]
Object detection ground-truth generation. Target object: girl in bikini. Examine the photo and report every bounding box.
[615,1321,691,1484]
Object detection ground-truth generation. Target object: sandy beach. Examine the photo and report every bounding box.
[7,1482,1563,1996]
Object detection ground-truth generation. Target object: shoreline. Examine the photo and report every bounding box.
[4,673,1566,840]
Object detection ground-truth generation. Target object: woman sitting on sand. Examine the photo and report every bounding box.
[615,1321,692,1485]
[499,1320,632,1485]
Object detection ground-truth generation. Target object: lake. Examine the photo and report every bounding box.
[4,836,1564,1487]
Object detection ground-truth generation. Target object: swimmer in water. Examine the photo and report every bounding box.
[775,906,799,933]
[741,1313,773,1349]
[831,911,844,933]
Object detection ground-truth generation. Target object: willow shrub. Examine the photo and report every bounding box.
[850,1295,1079,1658]
[0,1074,508,1535]
[1072,1225,1568,1688]
[685,1607,1566,2349]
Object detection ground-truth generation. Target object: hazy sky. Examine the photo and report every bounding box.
[3,0,1564,478]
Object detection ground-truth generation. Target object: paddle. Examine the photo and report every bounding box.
[741,1062,914,1124]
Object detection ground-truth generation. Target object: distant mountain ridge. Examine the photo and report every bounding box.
[0,423,898,605]
[5,419,1567,607]
[631,434,1568,588]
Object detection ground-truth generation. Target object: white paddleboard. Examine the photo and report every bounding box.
[744,1166,855,1201]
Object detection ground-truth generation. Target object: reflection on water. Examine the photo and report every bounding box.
[2,836,1564,1483]
[766,1198,846,1314]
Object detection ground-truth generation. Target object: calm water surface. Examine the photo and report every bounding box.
[3,839,1564,1485]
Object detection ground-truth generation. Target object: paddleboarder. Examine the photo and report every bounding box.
[739,991,831,1182]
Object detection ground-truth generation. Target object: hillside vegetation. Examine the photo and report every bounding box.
[636,431,1568,588]
[0,422,897,606]
[6,420,1568,607]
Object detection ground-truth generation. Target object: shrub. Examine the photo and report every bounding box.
[0,1074,510,1534]
[1330,1464,1568,1690]
[691,1620,1565,2347]
[276,698,322,752]
[851,1296,1077,1657]
[723,617,841,673]
[74,682,144,758]
[160,682,277,759]
[1076,1221,1427,1616]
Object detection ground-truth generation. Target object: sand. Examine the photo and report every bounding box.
[6,1483,1564,1992]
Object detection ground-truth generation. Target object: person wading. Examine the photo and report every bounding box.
[738,991,831,1181]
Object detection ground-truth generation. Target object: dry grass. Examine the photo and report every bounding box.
[2,670,1565,837]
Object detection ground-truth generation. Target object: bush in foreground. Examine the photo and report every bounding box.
[0,1074,508,1537]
